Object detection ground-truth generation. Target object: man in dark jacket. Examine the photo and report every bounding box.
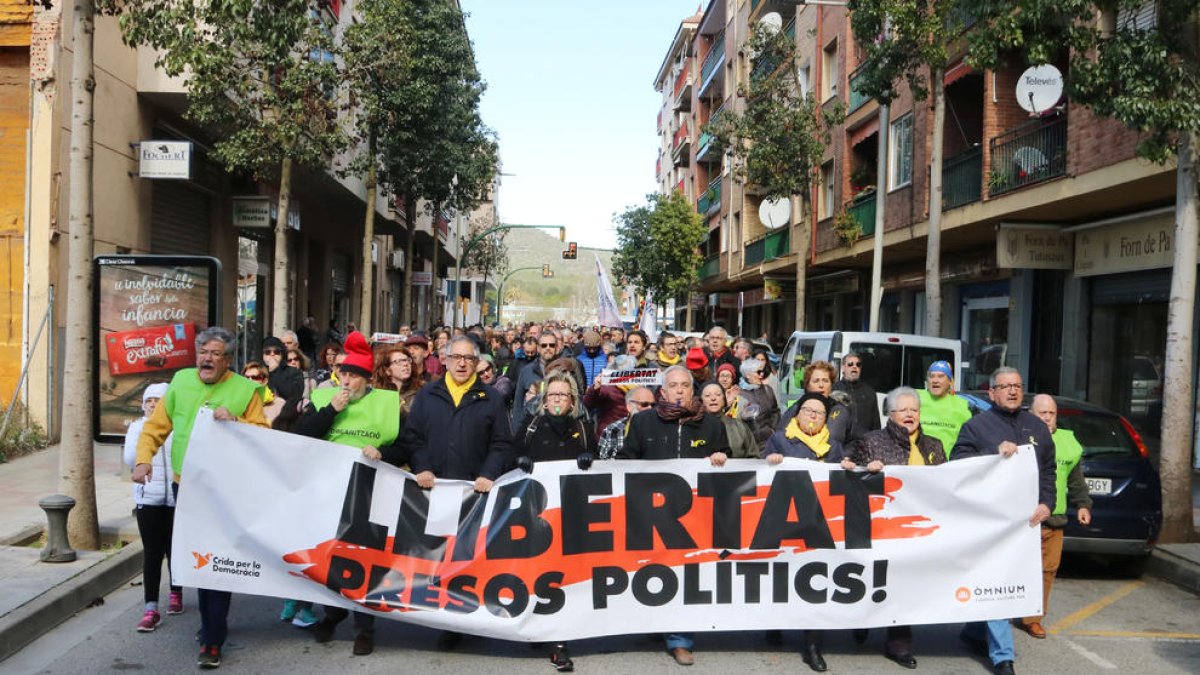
[512,331,564,429]
[950,367,1054,675]
[703,326,740,373]
[616,365,729,667]
[833,351,881,442]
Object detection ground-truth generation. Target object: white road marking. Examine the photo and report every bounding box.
[1061,636,1117,670]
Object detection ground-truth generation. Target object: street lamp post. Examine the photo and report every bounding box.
[453,224,564,328]
[495,265,553,326]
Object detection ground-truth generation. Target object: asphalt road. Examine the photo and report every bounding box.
[4,557,1198,675]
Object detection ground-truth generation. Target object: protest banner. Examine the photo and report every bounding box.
[173,410,1042,642]
[598,368,664,387]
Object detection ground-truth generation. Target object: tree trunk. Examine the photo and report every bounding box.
[359,148,377,335]
[429,209,440,328]
[925,68,945,337]
[793,196,807,331]
[1159,130,1198,543]
[60,0,99,550]
[400,195,416,328]
[271,156,293,336]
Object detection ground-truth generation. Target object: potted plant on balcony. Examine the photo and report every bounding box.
[986,169,1011,194]
[849,165,875,198]
[833,209,863,247]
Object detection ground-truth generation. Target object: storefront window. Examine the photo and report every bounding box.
[1088,301,1166,441]
[961,294,1008,391]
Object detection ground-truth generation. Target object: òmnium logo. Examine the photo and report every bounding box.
[196,551,262,577]
[956,583,1027,603]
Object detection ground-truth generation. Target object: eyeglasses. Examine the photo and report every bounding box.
[287,357,300,364]
[244,372,266,382]
[799,407,827,417]
[447,354,478,363]
[389,358,411,366]
[632,401,655,409]
[993,383,1023,392]
[198,349,227,359]
[844,361,861,368]
[545,392,572,400]
[539,342,557,348]
[263,348,281,356]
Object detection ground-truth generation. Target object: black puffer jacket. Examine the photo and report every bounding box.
[403,376,513,481]
[833,379,881,441]
[618,410,730,460]
[850,420,945,467]
[515,413,595,465]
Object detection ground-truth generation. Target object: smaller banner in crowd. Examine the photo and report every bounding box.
[598,368,664,387]
[369,332,406,345]
[174,411,1042,642]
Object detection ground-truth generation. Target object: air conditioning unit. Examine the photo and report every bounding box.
[388,250,405,270]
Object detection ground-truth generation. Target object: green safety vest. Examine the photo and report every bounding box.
[918,389,972,458]
[310,387,401,449]
[163,369,261,476]
[1052,428,1084,516]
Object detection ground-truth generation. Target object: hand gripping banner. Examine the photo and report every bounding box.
[173,411,1042,641]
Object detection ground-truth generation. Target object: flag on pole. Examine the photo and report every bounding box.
[639,290,659,342]
[595,256,622,327]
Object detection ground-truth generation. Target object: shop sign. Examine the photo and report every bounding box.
[690,293,706,309]
[93,255,221,443]
[809,273,859,297]
[138,140,192,179]
[1074,212,1176,277]
[412,272,433,286]
[763,278,784,302]
[232,196,271,229]
[997,225,1072,270]
[717,292,739,309]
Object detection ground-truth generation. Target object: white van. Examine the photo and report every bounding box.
[777,331,964,417]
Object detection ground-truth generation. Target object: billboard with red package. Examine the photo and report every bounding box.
[94,256,221,442]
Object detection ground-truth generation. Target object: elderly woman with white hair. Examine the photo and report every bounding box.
[845,385,945,671]
[734,357,780,450]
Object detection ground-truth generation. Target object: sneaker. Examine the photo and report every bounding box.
[136,610,162,632]
[167,592,184,615]
[291,607,318,628]
[550,643,574,672]
[280,600,298,622]
[197,644,221,669]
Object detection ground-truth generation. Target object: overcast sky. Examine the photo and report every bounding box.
[461,0,701,251]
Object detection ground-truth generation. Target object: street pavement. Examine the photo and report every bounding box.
[3,555,1199,674]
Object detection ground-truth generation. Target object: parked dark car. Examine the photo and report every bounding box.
[961,392,1162,576]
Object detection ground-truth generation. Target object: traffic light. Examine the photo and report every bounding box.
[561,241,578,260]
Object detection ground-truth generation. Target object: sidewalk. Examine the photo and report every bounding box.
[0,443,144,662]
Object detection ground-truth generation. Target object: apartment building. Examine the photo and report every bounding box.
[660,0,1178,441]
[13,0,465,436]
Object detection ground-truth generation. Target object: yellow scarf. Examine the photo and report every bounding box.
[657,352,680,366]
[908,430,925,466]
[785,417,832,458]
[444,373,477,407]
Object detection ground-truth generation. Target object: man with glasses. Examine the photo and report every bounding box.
[703,326,740,372]
[512,332,563,429]
[950,367,1056,675]
[132,327,269,669]
[918,360,973,458]
[833,351,881,442]
[653,331,682,369]
[402,336,513,650]
[597,386,656,459]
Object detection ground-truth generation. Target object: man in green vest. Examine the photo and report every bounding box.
[1017,393,1093,639]
[132,326,269,670]
[296,331,403,657]
[918,360,973,457]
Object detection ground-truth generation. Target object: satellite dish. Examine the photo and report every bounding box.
[759,198,791,230]
[759,12,783,32]
[1015,65,1063,114]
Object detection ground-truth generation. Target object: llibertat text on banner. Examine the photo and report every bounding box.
[173,410,1043,642]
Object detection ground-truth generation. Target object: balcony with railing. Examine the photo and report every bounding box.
[846,191,877,237]
[696,103,725,163]
[697,176,722,216]
[743,228,791,267]
[848,64,870,112]
[750,19,796,82]
[674,178,686,196]
[699,254,721,279]
[987,115,1067,197]
[942,145,982,210]
[672,122,691,166]
[673,64,693,112]
[699,32,725,95]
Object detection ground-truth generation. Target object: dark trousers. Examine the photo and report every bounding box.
[886,625,913,655]
[198,589,233,646]
[134,504,180,604]
[323,605,375,633]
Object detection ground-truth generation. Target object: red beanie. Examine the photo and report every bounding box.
[340,331,374,376]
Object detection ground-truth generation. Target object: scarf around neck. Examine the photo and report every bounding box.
[656,394,706,425]
[785,417,832,457]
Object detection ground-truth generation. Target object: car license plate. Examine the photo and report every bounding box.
[1086,477,1113,495]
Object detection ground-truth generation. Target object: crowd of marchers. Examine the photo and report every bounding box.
[125,320,1090,675]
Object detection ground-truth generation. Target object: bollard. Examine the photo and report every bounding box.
[38,494,77,563]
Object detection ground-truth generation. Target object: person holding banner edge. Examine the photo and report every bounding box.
[618,365,731,666]
[950,367,1055,675]
[132,327,269,670]
[295,331,404,657]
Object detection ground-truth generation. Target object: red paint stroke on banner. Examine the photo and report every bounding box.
[283,477,934,611]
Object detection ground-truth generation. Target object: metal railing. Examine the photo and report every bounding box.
[941,145,982,210]
[744,236,767,266]
[697,176,722,215]
[672,121,689,151]
[987,115,1067,197]
[699,254,720,279]
[701,32,725,87]
[763,227,790,260]
[847,191,877,236]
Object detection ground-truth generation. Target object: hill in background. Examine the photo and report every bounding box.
[496,226,615,324]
